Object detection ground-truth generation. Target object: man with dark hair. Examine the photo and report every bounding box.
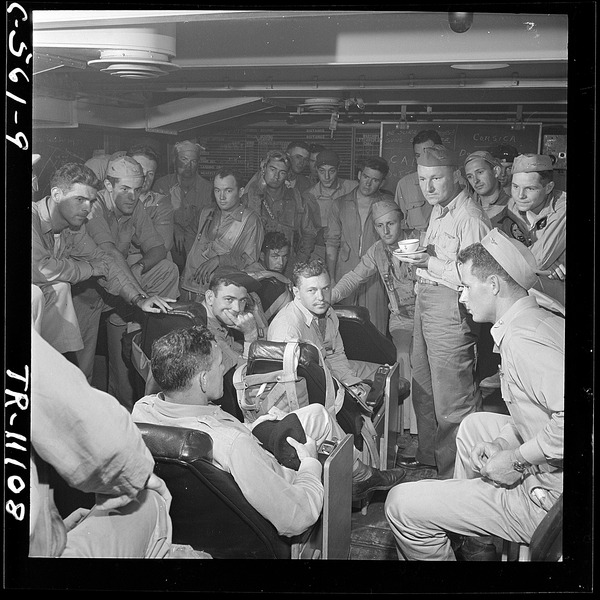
[325,156,391,334]
[242,150,317,276]
[260,231,291,276]
[503,154,566,305]
[285,140,312,193]
[268,258,407,500]
[302,149,357,262]
[308,143,327,185]
[394,145,491,478]
[153,140,214,272]
[488,144,519,193]
[32,162,160,379]
[385,228,564,561]
[180,167,264,300]
[393,129,442,238]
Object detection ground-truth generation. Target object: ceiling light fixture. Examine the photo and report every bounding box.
[451,63,510,70]
[448,12,474,33]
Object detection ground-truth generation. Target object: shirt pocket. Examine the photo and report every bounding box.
[339,241,351,262]
[436,231,460,257]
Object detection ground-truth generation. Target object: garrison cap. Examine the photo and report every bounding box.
[372,199,402,221]
[511,153,554,174]
[106,155,144,179]
[211,266,261,293]
[315,149,340,169]
[464,150,500,169]
[416,144,459,167]
[481,228,541,290]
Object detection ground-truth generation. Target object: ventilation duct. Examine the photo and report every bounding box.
[88,49,180,79]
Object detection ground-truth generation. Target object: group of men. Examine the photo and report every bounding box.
[30,128,565,560]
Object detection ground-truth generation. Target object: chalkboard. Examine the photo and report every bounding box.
[379,122,542,194]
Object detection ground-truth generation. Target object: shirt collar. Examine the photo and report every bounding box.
[292,297,333,326]
[152,392,223,419]
[221,205,244,222]
[490,295,539,346]
[38,197,54,235]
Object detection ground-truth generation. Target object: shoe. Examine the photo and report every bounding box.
[352,467,406,501]
[453,536,499,561]
[480,370,501,389]
[396,455,436,470]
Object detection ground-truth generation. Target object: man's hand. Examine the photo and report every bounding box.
[137,295,176,313]
[395,251,430,269]
[194,256,219,284]
[173,229,185,254]
[287,435,318,461]
[469,440,503,474]
[222,309,258,341]
[144,473,172,511]
[90,256,110,278]
[546,259,566,281]
[479,449,523,487]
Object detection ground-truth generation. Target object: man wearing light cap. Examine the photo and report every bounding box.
[81,154,179,409]
[302,149,357,262]
[153,140,214,273]
[464,150,511,226]
[385,228,564,561]
[331,199,415,421]
[395,144,491,478]
[393,129,442,238]
[504,153,566,305]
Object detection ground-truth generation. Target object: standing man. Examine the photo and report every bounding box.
[325,156,391,335]
[153,140,214,273]
[488,144,519,195]
[242,150,317,276]
[504,154,566,305]
[127,145,174,254]
[82,155,179,409]
[308,143,327,186]
[394,145,491,478]
[394,130,442,239]
[181,168,264,300]
[285,140,313,193]
[331,199,416,419]
[385,229,564,561]
[464,150,511,227]
[302,149,357,262]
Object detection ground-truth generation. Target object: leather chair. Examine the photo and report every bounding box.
[501,493,563,561]
[334,305,410,471]
[137,422,353,559]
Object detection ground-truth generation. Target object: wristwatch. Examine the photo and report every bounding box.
[512,455,531,473]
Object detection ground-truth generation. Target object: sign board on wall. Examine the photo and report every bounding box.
[379,122,542,194]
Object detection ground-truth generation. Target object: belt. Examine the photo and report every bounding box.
[417,276,438,286]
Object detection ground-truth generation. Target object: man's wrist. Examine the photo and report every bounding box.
[131,293,148,306]
[511,448,531,473]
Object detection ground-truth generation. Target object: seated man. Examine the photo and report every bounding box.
[331,199,416,416]
[81,155,179,408]
[269,258,382,410]
[385,229,564,561]
[31,162,163,380]
[133,326,408,537]
[248,231,294,323]
[30,327,173,558]
[181,168,264,300]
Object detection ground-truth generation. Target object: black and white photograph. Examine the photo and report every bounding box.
[4,3,594,594]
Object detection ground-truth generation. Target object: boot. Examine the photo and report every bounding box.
[352,461,406,501]
[453,535,499,561]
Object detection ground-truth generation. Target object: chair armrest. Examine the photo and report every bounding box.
[136,423,213,462]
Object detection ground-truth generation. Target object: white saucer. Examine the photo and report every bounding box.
[394,247,426,256]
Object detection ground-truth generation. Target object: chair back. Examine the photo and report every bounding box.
[529,493,563,561]
[334,305,396,364]
[137,423,292,559]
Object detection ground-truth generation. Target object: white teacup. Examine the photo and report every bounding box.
[397,238,420,253]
